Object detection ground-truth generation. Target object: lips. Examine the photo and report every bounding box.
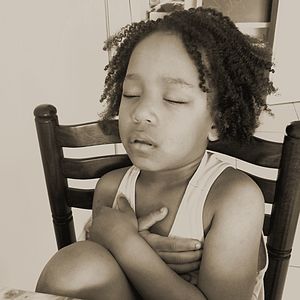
[131,139,153,146]
[129,135,156,147]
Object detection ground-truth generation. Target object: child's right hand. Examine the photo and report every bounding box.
[138,207,202,275]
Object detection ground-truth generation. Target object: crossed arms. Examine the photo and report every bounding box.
[90,168,265,299]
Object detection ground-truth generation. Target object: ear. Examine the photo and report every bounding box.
[208,124,219,142]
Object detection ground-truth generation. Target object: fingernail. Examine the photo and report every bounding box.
[195,242,201,249]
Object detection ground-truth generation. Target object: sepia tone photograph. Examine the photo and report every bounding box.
[1,0,300,299]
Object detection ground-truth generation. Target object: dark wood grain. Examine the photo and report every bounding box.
[67,188,94,209]
[246,173,276,204]
[62,155,131,179]
[34,104,76,249]
[208,137,282,168]
[263,214,271,236]
[264,121,300,300]
[56,120,120,147]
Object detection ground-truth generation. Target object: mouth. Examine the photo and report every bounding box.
[130,139,154,147]
[129,134,157,149]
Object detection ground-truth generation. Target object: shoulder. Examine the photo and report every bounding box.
[92,166,131,212]
[208,167,264,221]
[205,167,265,248]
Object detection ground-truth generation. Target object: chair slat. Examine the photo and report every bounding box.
[263,214,271,236]
[245,173,276,204]
[56,120,120,147]
[67,188,94,209]
[62,155,132,179]
[208,137,282,168]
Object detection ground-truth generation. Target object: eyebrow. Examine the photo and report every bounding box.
[124,74,194,88]
[163,76,194,88]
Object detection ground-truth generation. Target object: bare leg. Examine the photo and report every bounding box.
[36,240,137,300]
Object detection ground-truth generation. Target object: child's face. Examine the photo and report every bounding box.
[119,31,216,172]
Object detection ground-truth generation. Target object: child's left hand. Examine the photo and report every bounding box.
[90,195,138,250]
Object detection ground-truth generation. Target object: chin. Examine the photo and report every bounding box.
[129,156,162,171]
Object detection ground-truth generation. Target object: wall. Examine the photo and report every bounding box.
[0,0,109,290]
[267,0,300,104]
[1,0,300,295]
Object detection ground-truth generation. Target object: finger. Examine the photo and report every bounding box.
[117,194,134,214]
[138,207,168,231]
[149,235,202,252]
[159,250,202,264]
[168,261,200,274]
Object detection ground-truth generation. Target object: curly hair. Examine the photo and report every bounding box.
[100,7,276,142]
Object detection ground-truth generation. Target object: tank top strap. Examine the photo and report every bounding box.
[168,151,233,241]
[195,151,233,194]
[112,165,140,211]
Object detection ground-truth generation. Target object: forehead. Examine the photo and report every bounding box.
[126,31,200,86]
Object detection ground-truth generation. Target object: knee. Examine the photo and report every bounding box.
[36,241,124,298]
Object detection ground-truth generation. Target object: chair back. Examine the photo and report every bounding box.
[34,104,300,300]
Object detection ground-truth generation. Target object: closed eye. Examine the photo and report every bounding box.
[123,94,139,98]
[164,98,187,104]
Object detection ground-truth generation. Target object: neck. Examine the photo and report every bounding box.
[138,152,205,189]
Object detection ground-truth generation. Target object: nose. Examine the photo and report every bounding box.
[131,97,157,125]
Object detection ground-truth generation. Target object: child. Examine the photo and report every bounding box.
[36,7,275,300]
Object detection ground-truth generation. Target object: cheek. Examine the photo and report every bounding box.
[118,102,130,125]
[118,100,126,118]
[118,120,128,144]
[180,117,211,145]
[118,111,129,142]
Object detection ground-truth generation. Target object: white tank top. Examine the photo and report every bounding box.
[112,151,268,300]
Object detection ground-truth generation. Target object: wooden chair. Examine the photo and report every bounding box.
[34,104,300,300]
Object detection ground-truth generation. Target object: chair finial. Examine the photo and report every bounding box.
[34,104,57,118]
[286,120,300,139]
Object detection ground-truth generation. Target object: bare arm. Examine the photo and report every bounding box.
[197,169,265,299]
[112,229,206,299]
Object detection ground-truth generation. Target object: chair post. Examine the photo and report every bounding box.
[34,104,76,249]
[265,120,300,300]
